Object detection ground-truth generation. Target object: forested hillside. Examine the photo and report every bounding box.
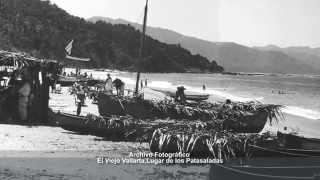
[0,0,223,73]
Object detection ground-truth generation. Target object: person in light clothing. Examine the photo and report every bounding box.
[105,74,113,94]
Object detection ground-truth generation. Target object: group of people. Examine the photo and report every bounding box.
[72,73,127,115]
[140,79,148,89]
[0,67,34,122]
[104,74,125,96]
[62,71,93,79]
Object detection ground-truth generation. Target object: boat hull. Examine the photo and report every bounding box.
[57,76,101,86]
[277,132,320,150]
[53,112,155,141]
[209,157,320,180]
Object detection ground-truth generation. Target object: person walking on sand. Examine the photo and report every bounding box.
[140,80,144,89]
[202,84,206,91]
[105,74,113,94]
[145,79,148,87]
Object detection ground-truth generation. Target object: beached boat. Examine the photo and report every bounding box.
[277,132,320,150]
[210,136,320,179]
[97,92,281,133]
[209,157,320,180]
[57,75,100,86]
[210,134,320,179]
[52,111,202,142]
[151,88,210,101]
[234,132,320,158]
[57,75,102,86]
[53,112,143,140]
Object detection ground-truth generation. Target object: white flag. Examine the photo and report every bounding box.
[65,40,73,55]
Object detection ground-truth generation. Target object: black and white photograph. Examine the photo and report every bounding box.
[0,0,319,179]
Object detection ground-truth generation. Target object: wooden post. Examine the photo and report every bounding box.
[40,71,49,123]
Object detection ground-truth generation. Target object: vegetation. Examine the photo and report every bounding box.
[0,0,224,73]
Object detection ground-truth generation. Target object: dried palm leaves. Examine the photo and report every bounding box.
[149,127,273,160]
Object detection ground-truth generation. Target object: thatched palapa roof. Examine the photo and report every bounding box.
[0,50,62,75]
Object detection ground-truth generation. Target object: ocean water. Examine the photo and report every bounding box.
[117,73,320,118]
[74,68,320,137]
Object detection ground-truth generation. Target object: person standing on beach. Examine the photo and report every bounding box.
[105,74,113,94]
[145,79,148,87]
[113,78,125,96]
[75,84,85,116]
[17,69,32,121]
[140,80,144,89]
[202,84,206,91]
[175,86,186,104]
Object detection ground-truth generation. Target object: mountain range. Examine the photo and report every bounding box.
[89,16,320,75]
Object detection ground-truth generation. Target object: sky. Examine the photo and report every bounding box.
[50,0,320,47]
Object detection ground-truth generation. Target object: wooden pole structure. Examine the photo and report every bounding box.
[135,0,149,95]
[40,71,50,123]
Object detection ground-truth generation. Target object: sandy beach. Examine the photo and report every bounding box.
[0,123,209,180]
[0,72,318,179]
[0,87,210,180]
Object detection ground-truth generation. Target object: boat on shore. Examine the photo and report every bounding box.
[209,157,320,180]
[52,111,188,142]
[97,92,281,133]
[53,111,143,141]
[210,134,320,179]
[277,132,320,150]
[57,75,102,86]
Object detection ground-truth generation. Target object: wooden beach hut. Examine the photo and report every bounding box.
[0,51,62,124]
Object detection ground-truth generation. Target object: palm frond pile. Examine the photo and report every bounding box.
[118,97,283,124]
[149,127,275,160]
[78,113,217,142]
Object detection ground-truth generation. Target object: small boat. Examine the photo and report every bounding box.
[246,132,320,158]
[209,133,320,179]
[209,157,320,180]
[151,88,210,101]
[52,111,155,141]
[54,112,110,136]
[277,132,320,150]
[57,75,102,86]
